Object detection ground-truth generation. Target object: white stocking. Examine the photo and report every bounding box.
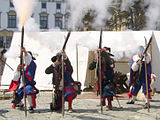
[145,95,150,104]
[132,96,136,102]
[27,95,33,107]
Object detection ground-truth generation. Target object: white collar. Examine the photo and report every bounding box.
[133,54,144,61]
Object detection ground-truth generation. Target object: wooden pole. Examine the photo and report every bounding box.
[62,55,65,117]
[76,44,79,81]
[150,41,153,73]
[144,36,150,112]
[98,50,103,113]
[144,55,150,112]
[20,26,27,116]
[98,30,103,113]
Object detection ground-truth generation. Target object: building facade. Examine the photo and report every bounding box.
[0,0,70,82]
[0,0,69,51]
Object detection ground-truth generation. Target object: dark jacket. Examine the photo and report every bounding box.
[45,57,74,87]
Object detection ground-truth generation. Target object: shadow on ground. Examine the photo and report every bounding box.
[0,110,9,118]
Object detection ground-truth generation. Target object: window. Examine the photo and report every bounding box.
[6,36,12,48]
[40,13,48,29]
[0,36,3,48]
[42,2,46,9]
[56,3,61,9]
[55,16,62,29]
[8,12,16,28]
[10,1,14,8]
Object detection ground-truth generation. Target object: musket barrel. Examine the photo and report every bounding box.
[62,31,71,51]
[99,30,103,48]
[20,26,27,117]
[61,31,71,117]
[140,36,152,61]
[0,58,14,71]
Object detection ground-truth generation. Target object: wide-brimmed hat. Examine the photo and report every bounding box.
[28,51,36,60]
[1,48,7,56]
[51,52,62,62]
[103,47,114,57]
[103,47,111,52]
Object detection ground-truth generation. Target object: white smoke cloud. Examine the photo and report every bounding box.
[4,17,65,59]
[24,18,64,51]
[66,0,113,30]
[4,45,20,59]
[78,31,99,50]
[144,0,160,30]
[13,0,38,26]
[121,0,138,11]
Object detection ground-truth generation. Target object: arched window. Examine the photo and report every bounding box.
[55,13,63,29]
[8,11,16,28]
[40,13,48,29]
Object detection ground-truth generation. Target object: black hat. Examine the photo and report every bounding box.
[51,52,62,62]
[28,51,36,60]
[103,47,114,57]
[1,48,7,56]
[103,47,111,52]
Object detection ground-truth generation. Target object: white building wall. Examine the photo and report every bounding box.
[0,0,9,30]
[47,2,55,29]
[0,0,68,32]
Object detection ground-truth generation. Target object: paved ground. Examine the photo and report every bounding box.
[0,92,160,120]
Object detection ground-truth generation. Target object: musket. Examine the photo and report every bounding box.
[0,57,14,71]
[134,36,152,85]
[133,36,152,113]
[62,31,71,51]
[140,36,152,61]
[20,26,27,116]
[98,29,103,113]
[62,31,71,117]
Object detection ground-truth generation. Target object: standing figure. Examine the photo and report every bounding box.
[45,51,78,113]
[127,46,152,108]
[89,47,115,111]
[9,47,38,113]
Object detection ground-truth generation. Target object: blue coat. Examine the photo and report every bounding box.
[129,56,151,95]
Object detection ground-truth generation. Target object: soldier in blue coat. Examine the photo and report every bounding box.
[127,46,152,108]
[45,51,78,113]
[9,47,38,113]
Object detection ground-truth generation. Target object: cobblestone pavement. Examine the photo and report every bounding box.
[0,92,160,120]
